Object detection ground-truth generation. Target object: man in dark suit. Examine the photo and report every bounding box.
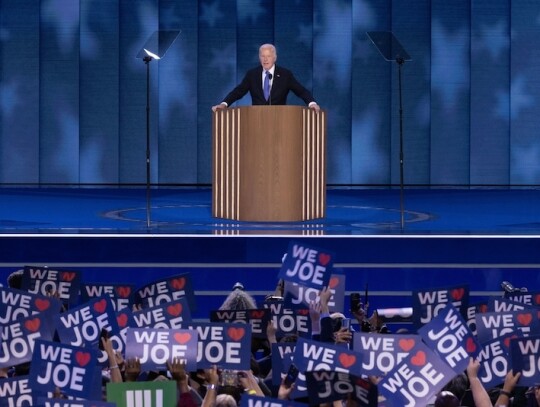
[212,43,320,112]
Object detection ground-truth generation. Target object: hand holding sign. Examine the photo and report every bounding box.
[509,335,540,386]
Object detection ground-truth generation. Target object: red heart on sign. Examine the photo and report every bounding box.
[398,338,415,352]
[451,288,464,301]
[227,327,245,341]
[35,298,50,311]
[329,277,339,289]
[318,253,331,266]
[466,337,477,353]
[76,351,91,367]
[167,304,182,317]
[338,353,356,368]
[170,278,186,290]
[174,333,191,344]
[61,272,76,282]
[251,310,264,319]
[517,313,532,326]
[117,313,128,328]
[504,335,518,349]
[93,299,107,313]
[297,309,309,316]
[411,351,426,366]
[116,286,131,298]
[355,378,370,389]
[25,318,41,332]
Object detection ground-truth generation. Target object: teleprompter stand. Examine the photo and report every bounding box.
[366,31,411,230]
[136,30,181,228]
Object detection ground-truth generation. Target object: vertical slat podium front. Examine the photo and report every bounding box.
[212,106,326,222]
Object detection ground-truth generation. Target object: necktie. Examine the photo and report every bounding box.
[264,70,270,100]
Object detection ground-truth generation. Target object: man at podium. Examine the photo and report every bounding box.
[212,43,320,112]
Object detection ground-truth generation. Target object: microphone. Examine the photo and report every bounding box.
[268,73,273,105]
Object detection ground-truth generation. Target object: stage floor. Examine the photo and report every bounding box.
[1,186,540,323]
[0,186,539,236]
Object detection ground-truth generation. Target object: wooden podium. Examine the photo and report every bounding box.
[212,106,326,222]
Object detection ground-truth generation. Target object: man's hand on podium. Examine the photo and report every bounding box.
[309,102,321,113]
[212,102,227,112]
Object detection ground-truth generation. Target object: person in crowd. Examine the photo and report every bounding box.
[525,384,540,406]
[7,269,23,289]
[218,282,273,369]
[120,356,202,406]
[493,368,522,406]
[6,266,540,407]
[438,372,469,406]
[312,286,353,346]
[219,282,258,311]
[211,43,320,112]
[101,334,123,384]
[464,357,525,407]
[463,358,492,407]
[196,364,266,407]
[434,390,461,407]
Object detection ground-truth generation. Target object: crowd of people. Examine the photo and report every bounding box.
[1,269,540,407]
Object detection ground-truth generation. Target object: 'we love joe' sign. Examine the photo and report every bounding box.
[125,328,198,372]
[0,286,62,325]
[29,339,99,399]
[412,284,469,328]
[378,341,455,407]
[22,265,81,306]
[418,303,480,374]
[279,241,334,289]
[180,322,252,370]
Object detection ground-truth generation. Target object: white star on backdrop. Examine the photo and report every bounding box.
[42,0,80,54]
[473,21,509,60]
[431,21,469,108]
[200,1,224,28]
[237,0,266,25]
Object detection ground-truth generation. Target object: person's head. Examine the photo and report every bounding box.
[441,373,468,402]
[434,390,460,407]
[330,312,346,331]
[219,284,257,311]
[259,44,277,71]
[216,393,237,407]
[7,270,23,289]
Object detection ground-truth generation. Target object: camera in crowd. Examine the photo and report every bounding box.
[219,369,247,388]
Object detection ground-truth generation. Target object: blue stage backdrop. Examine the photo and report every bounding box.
[0,0,539,187]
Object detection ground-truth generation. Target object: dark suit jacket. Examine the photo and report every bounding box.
[222,65,316,106]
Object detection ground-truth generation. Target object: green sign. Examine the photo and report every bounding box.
[107,381,177,407]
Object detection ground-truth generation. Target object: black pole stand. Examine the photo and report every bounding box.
[144,56,152,228]
[136,30,181,228]
[366,31,411,231]
[397,57,405,230]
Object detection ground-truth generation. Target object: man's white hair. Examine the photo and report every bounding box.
[259,43,276,56]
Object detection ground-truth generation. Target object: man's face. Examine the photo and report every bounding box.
[259,48,276,70]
